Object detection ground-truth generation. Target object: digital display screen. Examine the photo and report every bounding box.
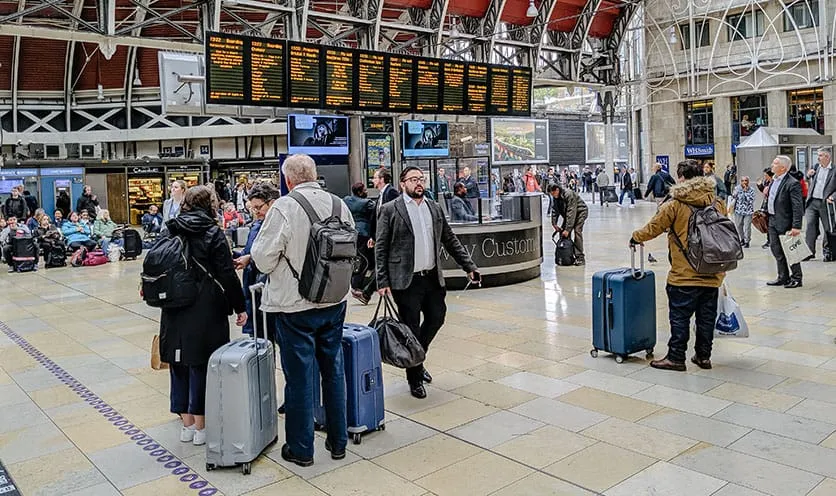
[288,114,349,155]
[441,61,465,113]
[491,118,550,165]
[203,32,532,116]
[288,42,322,107]
[324,47,354,108]
[206,33,245,104]
[250,39,285,105]
[357,51,385,110]
[387,55,414,112]
[402,121,449,158]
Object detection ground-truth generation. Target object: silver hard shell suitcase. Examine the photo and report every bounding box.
[205,282,278,474]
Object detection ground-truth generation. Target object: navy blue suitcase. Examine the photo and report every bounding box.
[591,247,656,363]
[313,323,385,444]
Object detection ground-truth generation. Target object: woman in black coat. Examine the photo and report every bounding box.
[159,185,247,446]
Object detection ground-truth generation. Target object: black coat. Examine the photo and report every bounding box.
[159,210,247,366]
[56,194,71,217]
[768,174,804,234]
[3,196,28,219]
[76,194,99,219]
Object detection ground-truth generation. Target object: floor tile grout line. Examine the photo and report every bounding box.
[0,320,221,496]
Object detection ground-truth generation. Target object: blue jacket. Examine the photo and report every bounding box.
[240,219,263,335]
[61,221,93,244]
[343,195,374,238]
[142,213,163,233]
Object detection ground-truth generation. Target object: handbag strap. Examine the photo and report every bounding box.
[383,293,402,321]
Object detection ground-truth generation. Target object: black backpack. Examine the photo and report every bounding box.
[140,235,219,308]
[673,202,743,274]
[553,233,575,266]
[284,191,357,304]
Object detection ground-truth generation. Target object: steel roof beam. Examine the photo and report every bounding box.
[0,24,205,52]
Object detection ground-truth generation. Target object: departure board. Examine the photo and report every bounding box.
[357,52,385,109]
[288,42,322,107]
[488,65,511,115]
[250,39,285,105]
[415,58,440,113]
[204,32,532,116]
[206,33,245,104]
[324,47,354,108]
[466,63,488,114]
[511,67,532,116]
[441,61,465,113]
[388,55,414,112]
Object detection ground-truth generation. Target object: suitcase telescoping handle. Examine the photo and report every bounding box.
[630,245,645,279]
[249,282,267,341]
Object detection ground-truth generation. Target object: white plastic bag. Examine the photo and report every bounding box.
[107,244,122,263]
[780,233,812,266]
[715,284,748,337]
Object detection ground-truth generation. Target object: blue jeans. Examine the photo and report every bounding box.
[169,363,208,415]
[666,285,719,363]
[274,302,347,458]
[100,238,123,254]
[619,188,635,205]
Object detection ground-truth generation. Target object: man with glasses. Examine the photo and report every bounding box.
[375,166,479,399]
[805,148,836,260]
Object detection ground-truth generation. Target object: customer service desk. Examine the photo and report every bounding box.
[440,193,543,289]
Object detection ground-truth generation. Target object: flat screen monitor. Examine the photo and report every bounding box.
[401,121,449,158]
[0,179,22,194]
[287,114,350,155]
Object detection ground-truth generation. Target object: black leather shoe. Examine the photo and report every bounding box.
[278,403,286,414]
[324,439,346,460]
[281,444,313,467]
[784,280,803,289]
[422,369,433,384]
[766,279,790,286]
[409,383,427,399]
[650,357,686,371]
[691,356,712,370]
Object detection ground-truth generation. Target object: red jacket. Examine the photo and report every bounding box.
[223,210,244,229]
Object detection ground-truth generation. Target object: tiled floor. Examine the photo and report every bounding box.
[2,197,836,496]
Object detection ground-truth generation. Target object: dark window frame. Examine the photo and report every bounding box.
[685,100,714,145]
[680,20,711,50]
[784,0,819,31]
[727,10,765,41]
[788,87,825,134]
[732,94,768,146]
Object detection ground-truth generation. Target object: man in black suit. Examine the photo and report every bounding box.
[375,166,479,399]
[357,169,399,305]
[450,182,478,222]
[766,155,805,288]
[804,148,836,261]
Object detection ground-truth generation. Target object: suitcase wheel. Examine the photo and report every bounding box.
[379,423,386,431]
[206,463,215,471]
[242,462,251,475]
[590,349,598,358]
[615,355,625,364]
[352,433,362,445]
[646,349,654,359]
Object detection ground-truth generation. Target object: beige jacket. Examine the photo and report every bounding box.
[251,182,355,313]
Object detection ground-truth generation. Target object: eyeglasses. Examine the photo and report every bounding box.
[251,202,268,211]
[404,176,425,183]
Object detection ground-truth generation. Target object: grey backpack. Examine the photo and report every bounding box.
[673,202,743,274]
[285,191,357,303]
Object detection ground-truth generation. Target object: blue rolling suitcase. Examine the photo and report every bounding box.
[591,246,656,363]
[314,323,385,444]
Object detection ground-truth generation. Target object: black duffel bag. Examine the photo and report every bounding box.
[369,294,425,369]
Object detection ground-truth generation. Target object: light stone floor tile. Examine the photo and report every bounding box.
[408,397,498,431]
[63,482,121,496]
[415,451,532,496]
[633,384,733,417]
[562,353,649,377]
[452,380,538,409]
[558,387,662,422]
[8,448,108,496]
[728,430,836,479]
[511,397,609,432]
[626,367,725,394]
[582,417,698,460]
[604,461,726,496]
[743,347,828,368]
[638,409,751,447]
[427,370,481,391]
[385,387,459,417]
[497,371,582,398]
[309,460,425,496]
[493,425,597,469]
[61,417,137,454]
[345,417,436,459]
[672,444,823,496]
[807,478,836,496]
[183,452,295,496]
[448,410,544,449]
[463,362,520,381]
[266,445,362,480]
[705,382,804,412]
[710,484,769,496]
[121,475,209,496]
[712,403,836,444]
[0,423,73,465]
[373,434,481,481]
[544,442,656,493]
[87,442,172,490]
[0,399,51,435]
[821,432,836,449]
[772,379,836,404]
[242,476,328,496]
[0,383,31,408]
[689,366,787,390]
[564,369,653,396]
[527,362,587,379]
[489,472,596,495]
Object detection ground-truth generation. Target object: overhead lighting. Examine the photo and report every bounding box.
[526,0,538,18]
[133,68,142,87]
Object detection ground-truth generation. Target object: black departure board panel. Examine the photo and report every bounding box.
[357,51,385,110]
[441,61,465,113]
[466,63,488,114]
[204,32,531,116]
[388,55,414,112]
[288,42,322,107]
[324,47,354,108]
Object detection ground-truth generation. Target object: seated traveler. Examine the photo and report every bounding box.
[1,216,34,271]
[451,182,479,222]
[142,205,163,234]
[27,208,46,232]
[36,215,63,249]
[53,210,65,228]
[62,211,98,252]
[94,209,122,253]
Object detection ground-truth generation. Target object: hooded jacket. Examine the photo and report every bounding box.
[631,176,726,288]
[158,210,246,366]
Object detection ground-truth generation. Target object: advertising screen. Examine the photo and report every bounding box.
[288,114,349,155]
[401,121,449,158]
[491,118,550,165]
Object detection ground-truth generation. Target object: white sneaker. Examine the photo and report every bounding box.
[629,204,635,209]
[180,425,195,442]
[193,428,206,446]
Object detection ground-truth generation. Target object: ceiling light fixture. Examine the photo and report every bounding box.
[526,0,538,18]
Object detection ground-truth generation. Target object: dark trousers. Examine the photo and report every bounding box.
[619,188,635,205]
[391,270,447,384]
[570,209,588,260]
[274,302,347,458]
[169,363,208,415]
[768,225,802,282]
[352,236,376,296]
[666,285,719,363]
[69,240,97,251]
[805,198,831,256]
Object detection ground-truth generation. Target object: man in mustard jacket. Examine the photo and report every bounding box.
[630,159,726,372]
